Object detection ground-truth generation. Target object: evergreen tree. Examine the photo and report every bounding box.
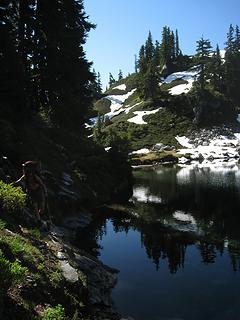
[195,37,212,90]
[234,25,240,51]
[138,45,147,74]
[0,1,30,121]
[109,73,116,87]
[224,24,240,104]
[160,26,176,74]
[97,72,102,94]
[226,24,235,53]
[118,69,123,80]
[153,40,161,67]
[175,29,181,57]
[28,0,95,128]
[137,62,160,100]
[170,31,176,60]
[89,69,102,97]
[145,31,154,64]
[209,44,224,91]
[134,54,138,73]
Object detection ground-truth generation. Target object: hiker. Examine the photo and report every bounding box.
[14,161,47,224]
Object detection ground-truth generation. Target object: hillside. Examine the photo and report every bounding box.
[89,65,240,163]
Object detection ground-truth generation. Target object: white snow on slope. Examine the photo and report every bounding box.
[176,136,193,148]
[164,69,199,84]
[130,148,151,155]
[105,89,136,118]
[176,135,240,160]
[112,84,126,91]
[127,108,161,125]
[169,79,195,95]
[124,102,142,114]
[162,68,199,95]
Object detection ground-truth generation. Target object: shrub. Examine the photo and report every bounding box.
[0,249,28,288]
[42,304,65,320]
[0,233,41,263]
[0,219,6,230]
[0,181,26,213]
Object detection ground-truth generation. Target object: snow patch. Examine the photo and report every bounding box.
[127,108,161,125]
[176,136,193,148]
[130,148,151,155]
[124,102,142,115]
[105,89,136,118]
[176,134,240,160]
[169,79,194,95]
[163,69,199,84]
[112,84,126,91]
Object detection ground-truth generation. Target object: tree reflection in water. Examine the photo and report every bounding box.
[76,164,240,274]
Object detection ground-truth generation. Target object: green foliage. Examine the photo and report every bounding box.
[1,0,95,131]
[0,181,26,213]
[29,228,42,240]
[94,98,111,115]
[224,25,240,105]
[42,304,65,320]
[108,72,116,87]
[160,79,188,91]
[49,269,63,288]
[195,37,212,90]
[0,233,41,264]
[0,219,6,230]
[189,87,236,126]
[0,249,28,288]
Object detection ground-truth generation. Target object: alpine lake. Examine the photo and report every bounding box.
[77,161,240,320]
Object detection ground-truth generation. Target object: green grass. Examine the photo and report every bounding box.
[0,249,28,289]
[102,107,194,151]
[42,304,65,320]
[0,219,6,230]
[0,181,26,214]
[0,232,42,266]
[130,151,181,165]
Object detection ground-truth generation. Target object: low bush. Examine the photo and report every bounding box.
[0,249,28,289]
[0,181,26,214]
[42,304,65,320]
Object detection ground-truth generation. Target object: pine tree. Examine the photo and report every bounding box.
[160,26,175,74]
[118,69,123,80]
[234,25,240,51]
[224,24,240,104]
[109,73,115,87]
[209,44,223,91]
[196,37,212,90]
[134,54,138,73]
[97,72,102,94]
[175,29,181,57]
[145,31,154,64]
[138,45,147,74]
[170,31,175,60]
[153,40,161,67]
[226,24,235,53]
[34,0,95,128]
[0,1,30,121]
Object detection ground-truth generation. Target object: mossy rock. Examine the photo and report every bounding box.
[94,98,111,115]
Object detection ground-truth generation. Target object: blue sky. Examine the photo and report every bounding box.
[84,0,240,89]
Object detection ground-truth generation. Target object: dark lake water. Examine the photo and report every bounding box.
[79,163,240,320]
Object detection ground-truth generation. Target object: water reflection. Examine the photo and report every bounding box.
[77,164,240,274]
